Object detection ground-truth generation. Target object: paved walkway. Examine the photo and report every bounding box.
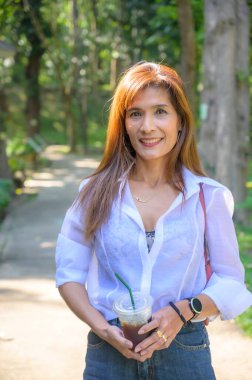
[0,145,251,380]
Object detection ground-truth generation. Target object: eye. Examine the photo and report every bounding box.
[129,111,142,118]
[156,108,167,115]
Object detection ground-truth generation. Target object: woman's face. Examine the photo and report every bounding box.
[125,86,180,163]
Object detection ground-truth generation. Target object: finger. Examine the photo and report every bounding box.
[134,330,158,353]
[126,350,143,360]
[123,339,133,349]
[155,335,173,350]
[135,330,167,354]
[138,319,160,334]
[109,326,133,349]
[140,336,171,356]
[115,335,133,350]
[204,318,210,326]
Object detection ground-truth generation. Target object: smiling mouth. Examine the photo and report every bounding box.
[139,138,163,147]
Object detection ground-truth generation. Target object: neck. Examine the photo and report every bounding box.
[131,157,168,187]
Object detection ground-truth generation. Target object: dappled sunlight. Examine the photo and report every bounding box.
[40,241,56,249]
[0,278,60,303]
[24,179,65,188]
[32,172,54,180]
[24,168,65,189]
[73,159,99,169]
[45,145,70,154]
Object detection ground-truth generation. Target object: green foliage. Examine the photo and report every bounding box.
[236,70,249,83]
[8,156,26,173]
[7,137,37,173]
[87,120,107,150]
[236,162,252,224]
[0,0,200,151]
[0,178,12,209]
[235,160,252,337]
[236,227,252,337]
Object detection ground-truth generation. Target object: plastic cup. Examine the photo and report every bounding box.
[113,292,153,349]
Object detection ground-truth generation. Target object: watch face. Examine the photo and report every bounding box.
[191,298,202,313]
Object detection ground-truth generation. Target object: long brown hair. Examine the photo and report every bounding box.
[77,61,205,240]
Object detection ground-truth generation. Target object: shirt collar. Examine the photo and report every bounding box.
[183,167,203,200]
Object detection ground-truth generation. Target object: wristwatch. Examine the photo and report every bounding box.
[186,297,202,319]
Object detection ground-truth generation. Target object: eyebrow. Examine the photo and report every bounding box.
[127,104,169,112]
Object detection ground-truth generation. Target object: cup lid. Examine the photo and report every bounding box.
[113,292,152,315]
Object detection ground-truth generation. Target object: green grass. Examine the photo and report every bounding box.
[235,225,252,337]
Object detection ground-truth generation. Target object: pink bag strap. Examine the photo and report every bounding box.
[199,183,212,282]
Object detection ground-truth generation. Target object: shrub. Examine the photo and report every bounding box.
[0,178,13,209]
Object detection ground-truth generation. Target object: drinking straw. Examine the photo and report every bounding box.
[115,272,136,310]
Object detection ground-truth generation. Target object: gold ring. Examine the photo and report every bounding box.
[156,330,163,339]
[162,334,167,343]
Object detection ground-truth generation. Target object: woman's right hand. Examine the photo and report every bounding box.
[102,325,143,360]
[58,283,150,361]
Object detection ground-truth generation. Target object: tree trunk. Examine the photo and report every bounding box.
[176,0,196,118]
[199,1,218,175]
[88,0,99,103]
[110,0,124,89]
[199,0,249,207]
[234,0,250,208]
[25,47,43,137]
[72,0,89,153]
[214,2,237,192]
[0,141,11,179]
[62,89,76,153]
[22,0,77,153]
[0,87,12,180]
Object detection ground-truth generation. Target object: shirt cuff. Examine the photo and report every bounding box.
[202,272,252,320]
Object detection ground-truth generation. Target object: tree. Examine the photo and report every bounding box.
[1,0,201,157]
[176,0,196,117]
[23,0,78,152]
[235,0,250,209]
[72,0,88,152]
[199,0,250,212]
[0,39,16,181]
[0,85,12,180]
[20,0,46,138]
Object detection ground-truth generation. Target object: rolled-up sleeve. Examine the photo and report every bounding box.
[201,186,252,319]
[55,184,93,287]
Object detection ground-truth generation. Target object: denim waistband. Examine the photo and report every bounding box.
[108,318,205,335]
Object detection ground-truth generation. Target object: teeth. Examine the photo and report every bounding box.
[140,138,161,144]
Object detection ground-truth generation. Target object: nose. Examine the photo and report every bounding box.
[140,114,154,133]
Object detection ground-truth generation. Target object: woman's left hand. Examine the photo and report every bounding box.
[134,305,184,359]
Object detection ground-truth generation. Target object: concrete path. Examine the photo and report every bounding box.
[0,145,251,380]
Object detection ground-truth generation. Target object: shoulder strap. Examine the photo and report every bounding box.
[199,183,212,282]
[199,183,206,234]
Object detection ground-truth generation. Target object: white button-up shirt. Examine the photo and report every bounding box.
[55,168,252,321]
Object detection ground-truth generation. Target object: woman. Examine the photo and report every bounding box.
[55,61,252,380]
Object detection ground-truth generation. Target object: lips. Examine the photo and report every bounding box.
[139,138,163,147]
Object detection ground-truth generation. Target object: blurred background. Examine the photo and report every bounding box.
[0,1,252,379]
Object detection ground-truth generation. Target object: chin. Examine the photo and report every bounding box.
[136,154,168,162]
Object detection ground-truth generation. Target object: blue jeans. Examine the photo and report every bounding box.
[83,318,216,380]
